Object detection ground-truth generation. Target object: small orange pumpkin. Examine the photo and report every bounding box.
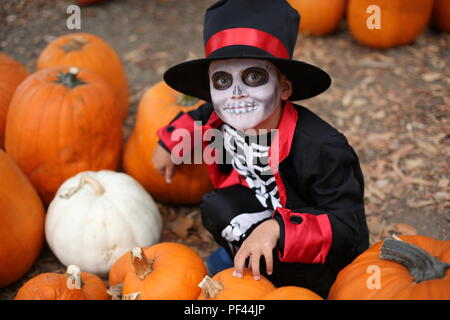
[0,150,45,288]
[197,268,275,300]
[109,243,207,300]
[123,81,212,205]
[5,66,123,206]
[15,265,110,300]
[329,235,450,300]
[347,0,434,49]
[36,33,129,120]
[261,286,323,300]
[0,53,29,149]
[288,0,347,36]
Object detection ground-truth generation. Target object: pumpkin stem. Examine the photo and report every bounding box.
[122,292,141,300]
[177,94,200,107]
[65,265,83,289]
[198,275,224,299]
[60,173,105,199]
[380,238,450,283]
[131,247,153,280]
[55,67,86,89]
[107,283,123,300]
[60,36,88,53]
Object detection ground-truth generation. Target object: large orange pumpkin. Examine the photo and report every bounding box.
[0,149,45,288]
[0,53,29,149]
[109,242,207,300]
[431,0,450,32]
[197,268,275,300]
[261,286,323,300]
[36,33,129,120]
[5,66,123,206]
[288,0,347,36]
[329,235,450,300]
[347,0,434,49]
[123,81,212,205]
[15,265,110,300]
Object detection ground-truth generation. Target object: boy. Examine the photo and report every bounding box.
[153,0,369,297]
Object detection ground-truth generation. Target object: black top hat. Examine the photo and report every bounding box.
[163,0,331,102]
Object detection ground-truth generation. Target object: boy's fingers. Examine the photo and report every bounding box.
[263,250,273,276]
[251,253,261,280]
[233,250,247,278]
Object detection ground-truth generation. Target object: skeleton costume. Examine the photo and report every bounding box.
[157,0,369,298]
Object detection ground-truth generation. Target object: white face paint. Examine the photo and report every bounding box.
[209,59,282,131]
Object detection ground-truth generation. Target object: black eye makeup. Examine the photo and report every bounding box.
[242,67,269,87]
[211,71,232,90]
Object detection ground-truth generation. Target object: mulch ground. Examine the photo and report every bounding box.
[1,0,448,299]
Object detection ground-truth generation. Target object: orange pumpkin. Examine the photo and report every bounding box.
[123,81,212,205]
[109,243,207,300]
[197,268,275,300]
[0,53,29,149]
[347,0,434,49]
[431,0,450,32]
[288,0,347,36]
[15,265,110,300]
[5,66,123,206]
[36,33,129,120]
[329,235,450,300]
[0,150,45,288]
[261,286,323,300]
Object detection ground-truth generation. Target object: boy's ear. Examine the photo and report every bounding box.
[279,74,293,100]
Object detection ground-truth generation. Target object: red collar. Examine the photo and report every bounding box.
[206,100,298,164]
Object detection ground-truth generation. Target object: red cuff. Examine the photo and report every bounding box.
[275,208,332,264]
[156,113,202,157]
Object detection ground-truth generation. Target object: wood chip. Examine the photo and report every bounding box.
[406,199,435,209]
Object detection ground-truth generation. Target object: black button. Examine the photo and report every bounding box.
[289,215,303,225]
[166,125,175,132]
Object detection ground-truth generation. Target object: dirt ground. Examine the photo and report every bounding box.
[1,0,449,299]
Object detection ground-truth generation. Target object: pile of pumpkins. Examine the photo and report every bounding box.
[0,32,212,294]
[12,236,450,300]
[288,0,449,49]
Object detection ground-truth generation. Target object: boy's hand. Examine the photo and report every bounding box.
[152,144,176,183]
[233,219,280,281]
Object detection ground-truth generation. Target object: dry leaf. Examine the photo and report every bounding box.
[171,214,193,239]
[170,210,199,239]
[404,158,424,170]
[422,72,442,82]
[438,178,449,189]
[433,192,450,202]
[394,223,417,236]
[416,140,439,156]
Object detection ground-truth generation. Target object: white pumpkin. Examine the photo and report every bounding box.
[45,170,163,277]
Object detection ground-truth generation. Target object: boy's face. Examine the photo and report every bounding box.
[208,58,284,131]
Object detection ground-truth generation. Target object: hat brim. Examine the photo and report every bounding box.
[163,45,331,102]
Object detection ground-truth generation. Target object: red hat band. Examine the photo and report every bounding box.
[205,28,291,59]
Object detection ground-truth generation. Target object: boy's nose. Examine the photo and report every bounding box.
[231,84,246,99]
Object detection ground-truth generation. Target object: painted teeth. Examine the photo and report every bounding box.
[224,102,259,114]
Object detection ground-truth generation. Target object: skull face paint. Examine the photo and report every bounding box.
[209,59,282,131]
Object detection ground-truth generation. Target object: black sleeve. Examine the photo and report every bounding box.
[303,133,369,268]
